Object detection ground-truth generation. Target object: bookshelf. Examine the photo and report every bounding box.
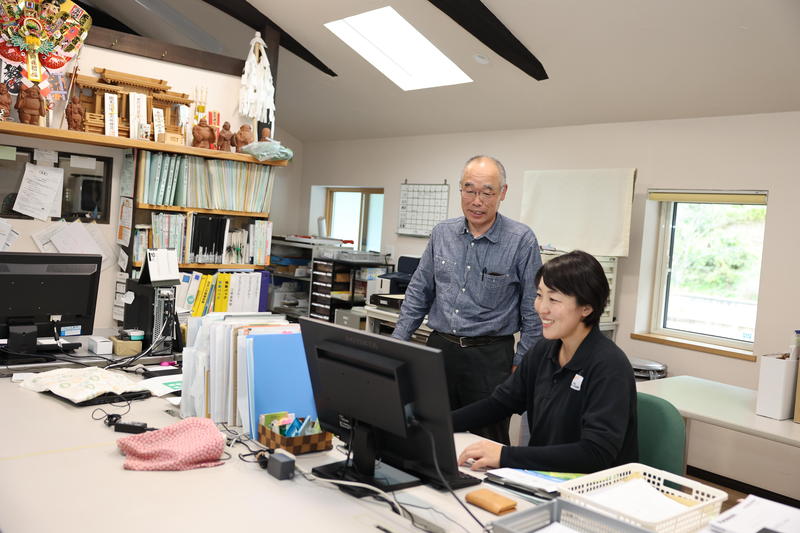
[133,261,266,270]
[0,122,288,167]
[137,202,270,218]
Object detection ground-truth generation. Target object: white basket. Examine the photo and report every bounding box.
[558,463,727,533]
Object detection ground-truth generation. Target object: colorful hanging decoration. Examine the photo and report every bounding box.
[0,0,92,83]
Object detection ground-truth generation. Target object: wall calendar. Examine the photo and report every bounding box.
[397,182,449,237]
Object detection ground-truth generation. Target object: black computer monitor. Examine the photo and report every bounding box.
[0,252,102,353]
[299,317,479,493]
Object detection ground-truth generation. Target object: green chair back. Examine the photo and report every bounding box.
[637,392,686,475]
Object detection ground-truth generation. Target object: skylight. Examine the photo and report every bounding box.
[325,6,472,91]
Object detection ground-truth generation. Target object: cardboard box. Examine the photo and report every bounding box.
[110,336,142,357]
[756,355,798,420]
[258,424,333,455]
[157,132,184,145]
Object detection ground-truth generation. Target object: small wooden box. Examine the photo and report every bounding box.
[157,132,184,145]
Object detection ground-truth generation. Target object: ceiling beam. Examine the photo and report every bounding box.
[427,0,548,81]
[200,0,337,77]
[85,26,245,76]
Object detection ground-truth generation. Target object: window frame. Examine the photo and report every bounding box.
[324,187,384,250]
[648,190,767,351]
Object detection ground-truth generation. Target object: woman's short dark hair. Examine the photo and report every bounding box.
[535,250,609,327]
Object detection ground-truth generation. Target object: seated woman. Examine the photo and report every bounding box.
[454,250,638,473]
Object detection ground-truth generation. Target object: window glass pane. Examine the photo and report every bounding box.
[330,191,362,245]
[365,193,383,252]
[664,202,766,343]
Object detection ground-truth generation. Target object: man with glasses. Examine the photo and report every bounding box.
[393,155,542,444]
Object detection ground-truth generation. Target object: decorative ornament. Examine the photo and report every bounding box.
[0,0,92,83]
[238,32,275,123]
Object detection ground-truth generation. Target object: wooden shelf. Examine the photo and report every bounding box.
[0,122,288,166]
[133,261,265,270]
[137,202,270,218]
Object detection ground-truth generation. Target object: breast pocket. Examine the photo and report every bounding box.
[481,272,513,308]
[434,255,457,293]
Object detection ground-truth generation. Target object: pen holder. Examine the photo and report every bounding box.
[756,354,798,420]
[257,424,333,455]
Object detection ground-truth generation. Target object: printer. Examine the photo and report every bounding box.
[369,256,420,311]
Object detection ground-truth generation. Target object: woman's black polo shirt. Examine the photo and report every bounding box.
[453,326,638,472]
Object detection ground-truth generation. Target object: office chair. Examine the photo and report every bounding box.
[637,392,686,475]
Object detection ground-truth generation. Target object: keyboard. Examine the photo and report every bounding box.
[428,469,482,491]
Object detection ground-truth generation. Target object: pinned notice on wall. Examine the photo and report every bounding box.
[13,163,64,221]
[0,219,19,250]
[0,145,16,160]
[34,149,58,166]
[116,197,133,245]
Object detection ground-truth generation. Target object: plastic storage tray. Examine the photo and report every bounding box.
[558,463,727,533]
[492,499,650,533]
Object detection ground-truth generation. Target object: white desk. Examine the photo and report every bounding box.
[637,376,800,500]
[0,377,528,533]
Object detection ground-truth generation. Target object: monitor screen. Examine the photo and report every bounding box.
[299,317,479,493]
[0,252,101,350]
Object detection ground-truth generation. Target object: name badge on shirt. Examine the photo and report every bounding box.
[570,374,584,391]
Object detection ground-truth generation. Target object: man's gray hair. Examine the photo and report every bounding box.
[462,155,507,187]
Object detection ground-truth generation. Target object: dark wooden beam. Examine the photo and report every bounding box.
[427,0,548,81]
[200,0,337,77]
[86,26,245,76]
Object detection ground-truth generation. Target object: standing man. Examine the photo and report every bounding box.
[393,155,542,444]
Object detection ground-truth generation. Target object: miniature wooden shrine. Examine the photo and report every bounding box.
[70,68,193,139]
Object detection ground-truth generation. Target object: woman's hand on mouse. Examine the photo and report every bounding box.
[458,440,503,470]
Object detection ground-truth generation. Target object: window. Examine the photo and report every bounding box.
[649,190,767,349]
[325,188,384,252]
[0,146,113,223]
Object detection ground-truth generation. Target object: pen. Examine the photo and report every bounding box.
[375,526,394,533]
[482,267,486,281]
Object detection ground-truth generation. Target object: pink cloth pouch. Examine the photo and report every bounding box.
[117,417,224,471]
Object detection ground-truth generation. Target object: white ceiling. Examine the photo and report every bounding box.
[86,0,800,143]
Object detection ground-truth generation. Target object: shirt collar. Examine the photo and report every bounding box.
[459,213,503,243]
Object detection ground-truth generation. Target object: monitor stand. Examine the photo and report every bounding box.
[312,459,421,495]
[312,423,422,495]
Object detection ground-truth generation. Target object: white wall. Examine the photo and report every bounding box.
[297,111,800,390]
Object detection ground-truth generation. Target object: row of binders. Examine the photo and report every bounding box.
[135,151,275,213]
[175,271,271,317]
[131,216,273,266]
[180,314,316,438]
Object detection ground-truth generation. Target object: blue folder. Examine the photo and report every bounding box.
[246,332,317,438]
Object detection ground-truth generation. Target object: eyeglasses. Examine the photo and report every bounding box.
[460,188,498,201]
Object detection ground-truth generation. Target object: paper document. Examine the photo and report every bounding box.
[0,219,14,250]
[85,222,116,271]
[584,477,689,523]
[13,163,63,220]
[70,155,97,170]
[50,220,103,256]
[31,220,67,252]
[710,494,800,533]
[143,248,180,283]
[34,148,58,166]
[486,468,582,496]
[0,145,16,160]
[119,149,135,198]
[139,374,183,397]
[116,197,133,245]
[2,229,19,251]
[117,247,129,270]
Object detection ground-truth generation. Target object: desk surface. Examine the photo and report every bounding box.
[0,329,175,377]
[0,376,522,533]
[636,375,800,448]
